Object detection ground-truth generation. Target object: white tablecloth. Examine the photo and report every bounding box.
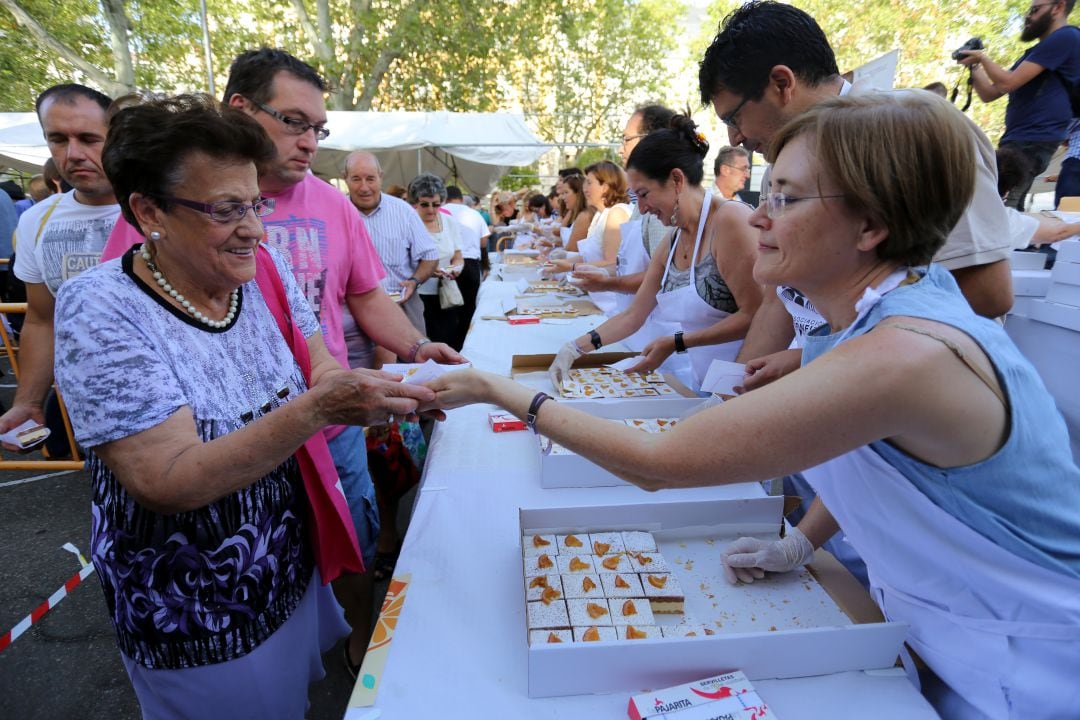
[348,278,938,719]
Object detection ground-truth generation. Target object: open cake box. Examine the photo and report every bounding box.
[520,497,907,698]
[500,295,604,318]
[512,351,700,404]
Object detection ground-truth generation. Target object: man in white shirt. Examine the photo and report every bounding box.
[343,151,438,353]
[444,185,489,348]
[0,84,119,453]
[713,146,754,203]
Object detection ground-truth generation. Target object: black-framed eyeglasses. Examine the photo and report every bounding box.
[720,95,751,130]
[249,98,330,140]
[416,200,442,209]
[762,191,845,219]
[160,195,275,223]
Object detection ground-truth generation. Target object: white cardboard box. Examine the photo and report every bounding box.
[1047,282,1080,307]
[1030,299,1080,332]
[1057,239,1080,264]
[1012,269,1052,298]
[538,399,710,488]
[1051,260,1080,286]
[521,498,908,699]
[1011,250,1047,271]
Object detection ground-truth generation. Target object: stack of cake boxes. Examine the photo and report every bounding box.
[1030,240,1080,331]
[1009,249,1052,317]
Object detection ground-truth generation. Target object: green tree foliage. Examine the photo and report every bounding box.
[510,0,684,162]
[497,163,541,192]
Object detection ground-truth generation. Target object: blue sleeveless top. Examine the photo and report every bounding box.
[802,264,1080,579]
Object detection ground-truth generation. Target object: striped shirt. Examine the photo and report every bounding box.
[357,193,439,289]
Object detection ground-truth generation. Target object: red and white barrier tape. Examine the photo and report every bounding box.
[0,545,94,654]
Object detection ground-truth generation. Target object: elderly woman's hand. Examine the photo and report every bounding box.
[311,368,435,427]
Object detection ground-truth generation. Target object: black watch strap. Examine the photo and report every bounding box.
[526,392,554,432]
[674,330,687,354]
[588,329,603,350]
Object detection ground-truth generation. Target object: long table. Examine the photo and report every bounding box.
[348,278,938,719]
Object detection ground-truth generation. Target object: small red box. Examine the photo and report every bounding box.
[508,315,540,325]
[489,412,527,432]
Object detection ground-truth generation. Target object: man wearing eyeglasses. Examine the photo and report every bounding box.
[0,84,119,456]
[712,146,753,203]
[957,0,1080,210]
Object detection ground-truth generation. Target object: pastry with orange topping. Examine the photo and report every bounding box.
[556,554,596,574]
[567,598,612,626]
[529,629,572,644]
[599,572,643,598]
[523,533,556,556]
[524,574,563,602]
[639,572,684,614]
[573,625,616,642]
[560,573,602,599]
[616,624,660,640]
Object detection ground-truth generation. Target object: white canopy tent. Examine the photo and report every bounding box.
[0,110,548,194]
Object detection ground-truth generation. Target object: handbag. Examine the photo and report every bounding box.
[438,276,464,309]
[253,245,365,583]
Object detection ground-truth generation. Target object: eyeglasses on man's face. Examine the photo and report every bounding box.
[162,196,275,223]
[620,132,647,146]
[723,163,751,176]
[249,98,330,140]
[720,95,751,130]
[761,191,845,219]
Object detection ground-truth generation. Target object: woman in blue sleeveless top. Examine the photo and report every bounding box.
[426,91,1080,718]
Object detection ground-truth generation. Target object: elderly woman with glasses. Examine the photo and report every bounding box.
[425,92,1080,718]
[51,95,435,718]
[410,173,465,350]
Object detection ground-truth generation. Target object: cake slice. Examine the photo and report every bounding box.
[527,600,570,630]
[626,550,670,572]
[556,533,591,554]
[529,629,572,645]
[561,573,603,599]
[556,554,597,574]
[573,626,617,642]
[567,598,613,627]
[524,574,564,602]
[610,598,655,626]
[599,572,643,598]
[595,552,632,573]
[616,624,661,640]
[522,533,557,557]
[524,553,557,577]
[588,531,625,556]
[620,530,657,553]
[639,572,685,614]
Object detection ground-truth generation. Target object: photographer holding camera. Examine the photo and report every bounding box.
[958,0,1080,210]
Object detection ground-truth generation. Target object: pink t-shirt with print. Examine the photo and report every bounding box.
[101,174,384,371]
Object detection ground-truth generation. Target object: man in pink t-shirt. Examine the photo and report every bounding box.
[101,49,463,675]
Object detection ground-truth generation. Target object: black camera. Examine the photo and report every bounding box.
[952,37,984,62]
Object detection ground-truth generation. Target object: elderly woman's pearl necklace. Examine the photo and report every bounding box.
[140,245,238,329]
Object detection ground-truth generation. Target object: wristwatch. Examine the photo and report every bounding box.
[673,331,688,354]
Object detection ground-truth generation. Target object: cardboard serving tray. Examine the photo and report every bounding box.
[520,498,907,699]
[536,399,711,488]
[508,297,603,318]
[512,352,699,400]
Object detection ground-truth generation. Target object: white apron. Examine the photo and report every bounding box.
[559,226,572,247]
[802,273,1080,719]
[578,206,628,316]
[611,219,654,351]
[643,191,739,387]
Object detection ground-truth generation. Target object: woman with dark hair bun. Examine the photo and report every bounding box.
[548,114,762,387]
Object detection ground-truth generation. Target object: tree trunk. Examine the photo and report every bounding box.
[100,0,134,91]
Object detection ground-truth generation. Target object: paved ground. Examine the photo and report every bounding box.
[0,369,401,719]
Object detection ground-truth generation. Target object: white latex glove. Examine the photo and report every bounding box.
[720,527,815,585]
[549,340,582,390]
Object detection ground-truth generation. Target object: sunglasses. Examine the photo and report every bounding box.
[417,201,442,209]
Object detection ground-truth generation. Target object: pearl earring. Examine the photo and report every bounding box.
[149,231,162,241]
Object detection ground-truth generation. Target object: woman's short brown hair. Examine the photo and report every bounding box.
[584,160,629,208]
[767,91,976,266]
[103,94,275,235]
